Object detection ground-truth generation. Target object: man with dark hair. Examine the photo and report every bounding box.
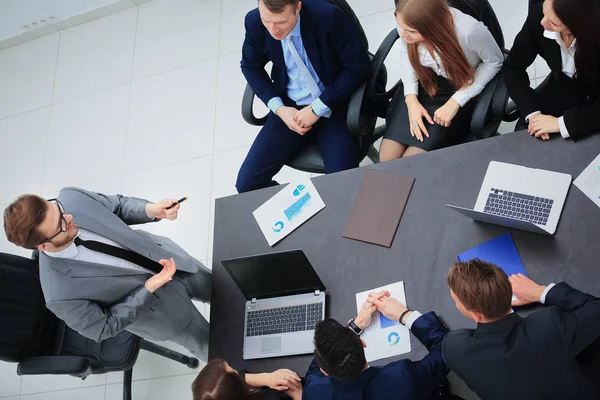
[445,259,600,399]
[3,188,211,360]
[303,291,450,399]
[237,0,371,193]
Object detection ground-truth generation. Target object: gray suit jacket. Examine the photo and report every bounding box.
[39,187,208,343]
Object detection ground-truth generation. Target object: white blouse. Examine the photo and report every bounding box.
[542,30,576,78]
[398,8,503,107]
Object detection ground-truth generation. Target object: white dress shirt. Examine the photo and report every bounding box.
[540,283,557,304]
[398,8,503,107]
[404,310,422,329]
[526,30,577,138]
[44,229,155,275]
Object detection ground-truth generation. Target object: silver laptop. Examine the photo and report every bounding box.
[221,250,326,360]
[446,161,572,235]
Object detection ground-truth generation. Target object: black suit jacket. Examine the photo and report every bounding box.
[504,3,600,139]
[442,282,600,400]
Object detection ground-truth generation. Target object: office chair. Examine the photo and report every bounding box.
[0,252,199,400]
[368,0,509,150]
[241,0,388,173]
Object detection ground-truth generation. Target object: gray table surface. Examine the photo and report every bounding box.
[209,130,600,374]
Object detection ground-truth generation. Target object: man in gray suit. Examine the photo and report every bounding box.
[3,187,212,361]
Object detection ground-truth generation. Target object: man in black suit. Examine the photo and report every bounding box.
[443,259,600,400]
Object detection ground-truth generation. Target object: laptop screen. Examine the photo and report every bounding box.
[221,250,326,300]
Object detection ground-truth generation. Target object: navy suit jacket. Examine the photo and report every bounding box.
[241,0,371,112]
[302,312,450,400]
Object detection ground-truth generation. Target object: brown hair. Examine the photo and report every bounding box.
[395,0,475,96]
[259,0,299,13]
[3,195,49,250]
[191,359,264,400]
[447,259,512,320]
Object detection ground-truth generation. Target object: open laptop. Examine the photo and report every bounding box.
[221,250,326,360]
[446,161,571,235]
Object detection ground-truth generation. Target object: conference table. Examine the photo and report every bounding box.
[209,130,600,374]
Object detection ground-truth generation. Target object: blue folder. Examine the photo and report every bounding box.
[457,233,527,277]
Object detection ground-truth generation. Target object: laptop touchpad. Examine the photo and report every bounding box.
[261,337,282,354]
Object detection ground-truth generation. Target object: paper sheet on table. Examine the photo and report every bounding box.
[355,281,411,362]
[253,178,325,246]
[574,153,600,209]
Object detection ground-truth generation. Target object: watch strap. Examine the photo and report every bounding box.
[399,309,413,325]
[347,318,362,335]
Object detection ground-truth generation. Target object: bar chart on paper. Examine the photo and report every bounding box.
[355,281,411,362]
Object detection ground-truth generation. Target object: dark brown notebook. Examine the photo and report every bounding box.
[343,169,415,247]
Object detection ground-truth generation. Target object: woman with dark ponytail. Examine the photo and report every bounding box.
[191,359,302,400]
[504,0,600,140]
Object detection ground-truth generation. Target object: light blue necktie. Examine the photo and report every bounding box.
[286,36,322,99]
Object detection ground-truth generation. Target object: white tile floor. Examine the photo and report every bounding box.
[0,0,545,398]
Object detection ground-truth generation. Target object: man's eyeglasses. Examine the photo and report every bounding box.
[39,199,68,245]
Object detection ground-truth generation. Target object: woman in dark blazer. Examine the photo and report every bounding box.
[504,0,600,140]
[191,359,302,400]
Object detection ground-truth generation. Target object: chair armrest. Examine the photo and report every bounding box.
[470,73,501,139]
[241,83,268,126]
[490,50,520,122]
[18,356,92,378]
[491,70,520,123]
[366,28,402,103]
[346,83,377,137]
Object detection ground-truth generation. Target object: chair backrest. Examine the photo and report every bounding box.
[0,253,60,362]
[448,0,505,50]
[325,0,370,51]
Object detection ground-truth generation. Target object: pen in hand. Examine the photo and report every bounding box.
[166,196,188,210]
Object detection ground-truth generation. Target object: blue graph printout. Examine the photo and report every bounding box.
[380,313,400,329]
[284,193,312,222]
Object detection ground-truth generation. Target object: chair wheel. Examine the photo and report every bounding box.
[187,357,200,368]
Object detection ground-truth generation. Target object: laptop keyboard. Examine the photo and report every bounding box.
[246,302,323,337]
[484,188,553,226]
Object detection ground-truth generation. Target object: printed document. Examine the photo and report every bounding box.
[253,178,325,246]
[355,281,411,362]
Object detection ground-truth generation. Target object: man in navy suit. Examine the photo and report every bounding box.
[237,0,371,193]
[303,290,451,399]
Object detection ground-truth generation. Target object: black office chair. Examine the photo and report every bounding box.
[491,0,550,126]
[0,252,199,400]
[241,0,388,173]
[368,0,509,149]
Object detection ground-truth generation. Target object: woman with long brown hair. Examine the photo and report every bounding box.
[504,0,600,140]
[191,359,302,400]
[379,0,503,161]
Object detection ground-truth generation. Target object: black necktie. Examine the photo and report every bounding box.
[74,237,163,275]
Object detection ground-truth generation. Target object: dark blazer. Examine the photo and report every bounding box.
[302,312,450,400]
[240,0,371,112]
[503,3,600,139]
[443,282,600,400]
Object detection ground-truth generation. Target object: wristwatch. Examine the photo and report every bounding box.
[310,105,319,116]
[399,309,413,325]
[347,318,362,336]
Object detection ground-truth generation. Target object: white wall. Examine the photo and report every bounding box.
[0,0,152,49]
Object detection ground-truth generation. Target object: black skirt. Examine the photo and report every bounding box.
[384,76,476,151]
